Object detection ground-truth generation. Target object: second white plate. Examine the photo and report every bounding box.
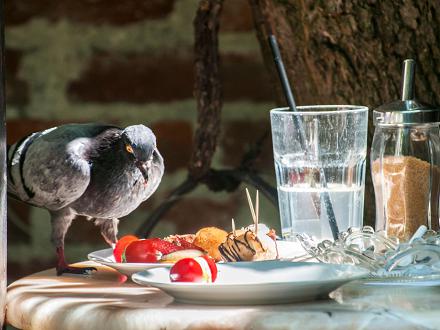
[132,261,369,305]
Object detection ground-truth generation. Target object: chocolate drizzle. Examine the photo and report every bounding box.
[219,229,267,262]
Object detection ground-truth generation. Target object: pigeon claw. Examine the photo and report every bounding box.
[56,265,97,276]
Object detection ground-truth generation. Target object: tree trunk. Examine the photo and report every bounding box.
[249,0,440,226]
[189,0,223,180]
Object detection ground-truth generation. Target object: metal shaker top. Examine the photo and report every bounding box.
[373,59,440,125]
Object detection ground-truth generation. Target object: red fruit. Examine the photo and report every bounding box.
[169,256,217,283]
[149,238,185,255]
[168,236,204,251]
[123,238,185,263]
[176,239,204,251]
[113,235,138,262]
[203,255,218,282]
[124,239,160,263]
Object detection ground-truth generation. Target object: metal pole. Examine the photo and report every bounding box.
[0,0,7,326]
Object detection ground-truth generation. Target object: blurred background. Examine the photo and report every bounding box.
[5,0,440,283]
[5,0,278,282]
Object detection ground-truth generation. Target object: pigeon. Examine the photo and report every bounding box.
[7,123,164,275]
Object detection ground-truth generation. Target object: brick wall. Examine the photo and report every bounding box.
[5,0,278,280]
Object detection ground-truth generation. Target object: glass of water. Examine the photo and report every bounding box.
[270,105,368,241]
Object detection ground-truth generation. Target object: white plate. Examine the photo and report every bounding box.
[131,261,369,305]
[87,248,172,276]
[87,240,305,277]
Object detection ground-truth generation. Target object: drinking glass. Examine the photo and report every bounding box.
[270,105,368,241]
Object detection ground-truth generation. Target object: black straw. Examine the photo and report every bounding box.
[268,35,296,110]
[268,34,340,241]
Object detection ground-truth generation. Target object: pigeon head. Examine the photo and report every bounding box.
[121,125,157,183]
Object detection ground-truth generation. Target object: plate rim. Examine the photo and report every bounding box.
[87,248,173,268]
[132,261,369,288]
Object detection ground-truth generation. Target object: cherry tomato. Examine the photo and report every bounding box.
[203,255,218,282]
[169,256,217,283]
[113,235,138,262]
[170,258,203,282]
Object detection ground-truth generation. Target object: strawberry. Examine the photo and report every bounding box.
[173,238,204,251]
[149,238,185,254]
[123,238,185,263]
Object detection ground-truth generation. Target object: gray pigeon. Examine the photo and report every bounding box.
[7,123,164,275]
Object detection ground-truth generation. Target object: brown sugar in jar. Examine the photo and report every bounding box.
[372,156,431,241]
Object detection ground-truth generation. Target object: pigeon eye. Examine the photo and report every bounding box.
[125,145,134,154]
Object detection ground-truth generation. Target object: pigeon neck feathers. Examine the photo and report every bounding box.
[85,128,123,162]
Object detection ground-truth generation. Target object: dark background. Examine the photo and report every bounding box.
[6,0,440,283]
[5,0,278,282]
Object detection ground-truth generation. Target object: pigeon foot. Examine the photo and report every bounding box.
[55,246,97,276]
[56,265,97,276]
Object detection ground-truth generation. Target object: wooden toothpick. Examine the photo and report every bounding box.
[231,218,236,236]
[245,188,257,226]
[255,190,259,235]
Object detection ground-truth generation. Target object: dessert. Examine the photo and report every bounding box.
[193,227,228,261]
[218,189,278,262]
[169,256,218,283]
[111,189,276,265]
[219,224,278,262]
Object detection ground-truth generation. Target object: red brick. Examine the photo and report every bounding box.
[220,119,274,171]
[6,0,176,26]
[221,54,274,102]
[67,53,194,103]
[220,0,254,32]
[152,121,193,173]
[68,53,273,103]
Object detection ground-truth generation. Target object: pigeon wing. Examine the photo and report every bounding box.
[8,124,120,210]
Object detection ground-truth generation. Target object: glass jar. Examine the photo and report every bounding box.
[371,123,440,240]
[371,59,440,241]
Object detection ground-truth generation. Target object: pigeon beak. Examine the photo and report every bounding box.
[135,160,149,185]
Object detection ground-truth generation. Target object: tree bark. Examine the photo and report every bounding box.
[249,0,440,225]
[189,0,224,180]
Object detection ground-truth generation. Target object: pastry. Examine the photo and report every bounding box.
[193,227,228,261]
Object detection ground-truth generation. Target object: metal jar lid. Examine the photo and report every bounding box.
[373,59,440,126]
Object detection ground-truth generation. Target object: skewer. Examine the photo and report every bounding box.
[255,190,259,235]
[231,218,236,236]
[245,188,257,225]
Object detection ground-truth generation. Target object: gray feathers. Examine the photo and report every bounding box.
[7,123,164,220]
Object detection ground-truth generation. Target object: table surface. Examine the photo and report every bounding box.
[6,261,440,330]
